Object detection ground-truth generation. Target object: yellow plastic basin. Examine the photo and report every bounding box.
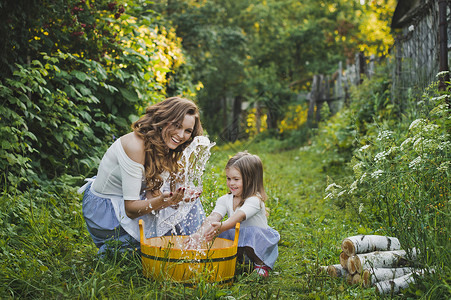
[139,220,240,285]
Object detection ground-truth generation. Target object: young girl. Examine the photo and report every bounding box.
[188,151,280,277]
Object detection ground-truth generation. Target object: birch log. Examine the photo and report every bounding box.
[346,273,361,285]
[348,249,417,274]
[327,264,349,278]
[375,273,414,295]
[351,273,361,285]
[339,252,349,270]
[361,267,414,287]
[341,235,401,257]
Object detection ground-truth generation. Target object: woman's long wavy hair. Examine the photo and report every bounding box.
[226,151,267,207]
[132,97,203,192]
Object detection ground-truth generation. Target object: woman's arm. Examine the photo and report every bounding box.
[121,132,187,219]
[124,188,186,219]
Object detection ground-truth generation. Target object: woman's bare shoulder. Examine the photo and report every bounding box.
[120,132,145,165]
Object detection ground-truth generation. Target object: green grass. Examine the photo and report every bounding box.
[0,140,383,299]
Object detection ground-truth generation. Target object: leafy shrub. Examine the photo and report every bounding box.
[0,1,191,190]
[348,62,394,135]
[309,108,358,178]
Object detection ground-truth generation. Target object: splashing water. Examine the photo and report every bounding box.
[157,136,215,239]
[176,135,216,195]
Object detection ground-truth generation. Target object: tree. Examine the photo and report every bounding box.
[149,0,395,139]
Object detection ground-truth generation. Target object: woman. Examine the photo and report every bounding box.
[79,97,205,253]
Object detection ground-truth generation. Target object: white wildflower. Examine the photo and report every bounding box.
[409,156,422,170]
[436,71,449,78]
[337,190,346,197]
[389,146,398,155]
[371,170,384,179]
[431,104,448,116]
[409,119,426,131]
[348,180,358,194]
[325,183,342,192]
[400,137,413,150]
[374,150,388,163]
[324,192,334,200]
[422,139,438,151]
[438,140,451,151]
[437,161,451,171]
[423,124,439,132]
[358,203,364,214]
[359,172,367,184]
[430,94,448,103]
[377,130,393,141]
[359,145,370,152]
[353,162,364,172]
[413,137,423,152]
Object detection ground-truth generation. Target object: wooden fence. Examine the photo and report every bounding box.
[306,52,378,126]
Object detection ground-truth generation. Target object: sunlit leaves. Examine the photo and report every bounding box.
[357,0,396,56]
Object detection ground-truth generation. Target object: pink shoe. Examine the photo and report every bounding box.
[254,264,270,277]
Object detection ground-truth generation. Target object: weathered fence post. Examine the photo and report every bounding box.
[368,54,376,79]
[315,75,325,123]
[324,75,331,118]
[307,75,320,127]
[438,0,450,93]
[354,53,361,85]
[358,51,365,84]
[333,61,344,113]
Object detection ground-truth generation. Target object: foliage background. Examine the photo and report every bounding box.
[1,0,449,298]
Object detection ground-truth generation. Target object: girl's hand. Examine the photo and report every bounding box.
[204,221,222,242]
[183,232,202,249]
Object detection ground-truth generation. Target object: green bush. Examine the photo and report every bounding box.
[1,53,109,188]
[348,63,394,135]
[0,1,192,190]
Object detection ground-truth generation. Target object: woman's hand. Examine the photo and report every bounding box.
[168,186,201,208]
[166,187,185,206]
[182,186,202,202]
[161,187,186,208]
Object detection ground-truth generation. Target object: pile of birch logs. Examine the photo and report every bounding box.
[322,235,425,295]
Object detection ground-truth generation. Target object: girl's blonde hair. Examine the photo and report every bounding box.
[132,97,203,192]
[226,151,267,206]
